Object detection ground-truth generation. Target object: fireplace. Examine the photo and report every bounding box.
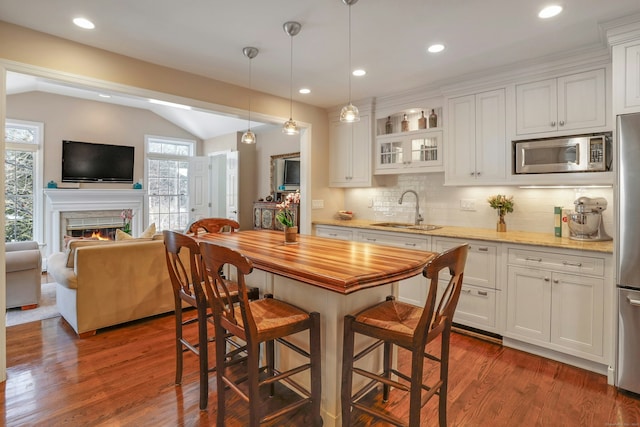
[44,189,145,254]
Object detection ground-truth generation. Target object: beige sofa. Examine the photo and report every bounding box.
[47,237,174,337]
[5,241,42,309]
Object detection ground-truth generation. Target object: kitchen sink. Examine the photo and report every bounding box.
[371,222,442,231]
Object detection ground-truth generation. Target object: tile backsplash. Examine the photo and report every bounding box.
[343,173,614,236]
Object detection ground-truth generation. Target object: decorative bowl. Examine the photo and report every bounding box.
[338,210,353,220]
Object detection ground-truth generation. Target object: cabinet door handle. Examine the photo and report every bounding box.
[562,261,582,267]
[628,297,640,307]
[553,279,559,284]
[544,277,550,282]
[469,172,475,176]
[559,120,565,126]
[478,247,489,252]
[526,257,542,262]
[551,121,556,127]
[476,171,481,176]
[477,290,488,297]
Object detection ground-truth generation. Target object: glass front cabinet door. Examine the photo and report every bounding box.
[374,130,443,174]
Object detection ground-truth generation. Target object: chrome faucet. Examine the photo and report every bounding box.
[399,190,424,225]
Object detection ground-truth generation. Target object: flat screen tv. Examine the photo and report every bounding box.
[62,140,135,183]
[283,159,300,187]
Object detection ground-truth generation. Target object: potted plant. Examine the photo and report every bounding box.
[276,191,300,243]
[487,194,514,232]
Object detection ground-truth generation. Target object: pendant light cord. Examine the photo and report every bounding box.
[348,3,352,105]
[289,33,294,119]
[248,57,252,129]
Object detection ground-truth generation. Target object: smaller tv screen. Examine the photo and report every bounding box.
[62,140,135,183]
[283,159,300,186]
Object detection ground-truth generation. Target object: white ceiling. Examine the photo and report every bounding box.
[2,0,640,138]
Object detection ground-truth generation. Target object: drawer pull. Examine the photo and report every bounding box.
[544,277,550,282]
[462,289,472,294]
[329,233,338,237]
[405,243,417,247]
[478,247,489,252]
[526,257,542,262]
[562,261,582,267]
[367,238,377,242]
[477,290,488,297]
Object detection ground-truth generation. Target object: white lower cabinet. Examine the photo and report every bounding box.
[314,224,355,241]
[434,238,499,333]
[357,230,431,307]
[505,246,606,362]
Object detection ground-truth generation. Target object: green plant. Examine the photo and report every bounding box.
[487,194,514,216]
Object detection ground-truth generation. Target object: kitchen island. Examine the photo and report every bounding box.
[196,229,436,426]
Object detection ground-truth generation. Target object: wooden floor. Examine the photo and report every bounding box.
[2,307,639,427]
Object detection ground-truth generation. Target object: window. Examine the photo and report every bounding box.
[145,136,195,232]
[4,120,43,242]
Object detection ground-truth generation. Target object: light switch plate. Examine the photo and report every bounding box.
[312,199,324,209]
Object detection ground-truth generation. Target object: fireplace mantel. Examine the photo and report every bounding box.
[44,189,146,255]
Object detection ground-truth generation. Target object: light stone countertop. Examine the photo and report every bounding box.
[312,219,613,254]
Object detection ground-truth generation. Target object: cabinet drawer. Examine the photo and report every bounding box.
[315,226,354,241]
[358,230,430,250]
[507,248,604,277]
[434,238,498,289]
[439,282,497,330]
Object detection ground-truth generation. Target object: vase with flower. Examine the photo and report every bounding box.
[276,191,300,244]
[120,208,134,235]
[487,194,514,232]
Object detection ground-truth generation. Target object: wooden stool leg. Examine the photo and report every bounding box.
[309,312,322,426]
[175,305,183,385]
[382,340,392,402]
[215,321,227,427]
[266,339,275,397]
[439,331,451,427]
[247,340,262,427]
[197,305,209,411]
[409,349,426,427]
[341,315,356,427]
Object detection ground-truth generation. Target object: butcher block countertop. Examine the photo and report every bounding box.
[196,230,436,294]
[313,219,613,254]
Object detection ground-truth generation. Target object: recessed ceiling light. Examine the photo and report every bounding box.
[299,88,311,94]
[538,5,562,19]
[427,44,445,53]
[352,69,366,77]
[73,17,95,29]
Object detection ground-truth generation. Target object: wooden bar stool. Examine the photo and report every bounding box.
[186,217,241,237]
[163,230,257,411]
[341,244,469,427]
[199,241,323,427]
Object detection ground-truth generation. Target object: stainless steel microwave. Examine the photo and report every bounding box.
[513,133,612,174]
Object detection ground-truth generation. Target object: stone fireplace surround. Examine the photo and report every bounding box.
[44,189,145,256]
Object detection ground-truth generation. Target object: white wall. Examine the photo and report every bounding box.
[253,125,300,200]
[344,173,614,235]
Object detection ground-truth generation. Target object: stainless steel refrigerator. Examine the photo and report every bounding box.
[617,112,640,394]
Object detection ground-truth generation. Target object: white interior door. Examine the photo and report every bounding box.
[226,151,239,221]
[209,152,227,218]
[188,156,210,221]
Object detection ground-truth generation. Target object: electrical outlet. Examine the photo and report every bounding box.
[312,199,324,209]
[460,199,476,211]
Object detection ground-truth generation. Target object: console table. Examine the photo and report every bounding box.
[252,201,299,231]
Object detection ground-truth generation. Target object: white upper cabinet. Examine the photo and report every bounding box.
[612,40,640,114]
[515,69,606,136]
[446,88,506,185]
[329,113,372,187]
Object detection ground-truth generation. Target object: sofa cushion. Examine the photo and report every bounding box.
[63,235,98,249]
[65,240,114,268]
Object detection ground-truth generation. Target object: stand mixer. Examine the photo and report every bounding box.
[567,196,612,241]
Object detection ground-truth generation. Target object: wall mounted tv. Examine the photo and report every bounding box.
[283,158,300,189]
[62,140,135,183]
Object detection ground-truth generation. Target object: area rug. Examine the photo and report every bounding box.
[5,282,60,327]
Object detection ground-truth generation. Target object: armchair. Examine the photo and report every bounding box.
[5,241,42,310]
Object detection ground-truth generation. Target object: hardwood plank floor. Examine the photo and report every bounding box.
[2,312,639,426]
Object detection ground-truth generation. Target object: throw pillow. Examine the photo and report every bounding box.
[63,234,98,249]
[65,239,113,268]
[115,223,156,241]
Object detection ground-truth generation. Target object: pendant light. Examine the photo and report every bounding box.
[283,21,301,135]
[340,0,360,123]
[241,46,259,144]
